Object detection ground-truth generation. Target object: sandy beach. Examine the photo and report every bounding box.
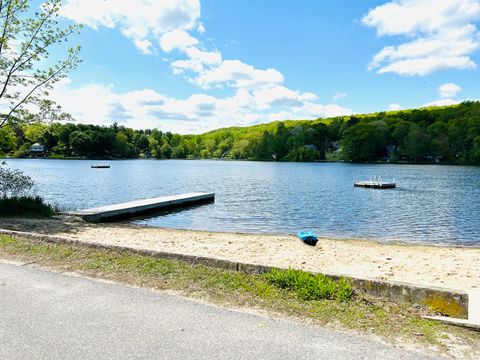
[1,215,479,293]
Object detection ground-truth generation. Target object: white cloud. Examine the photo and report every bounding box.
[50,80,352,134]
[300,103,352,118]
[184,47,222,65]
[372,55,476,76]
[58,0,354,132]
[362,0,480,75]
[333,92,348,101]
[191,60,284,90]
[388,103,403,111]
[423,98,462,107]
[253,86,317,110]
[197,23,206,33]
[166,39,282,91]
[171,59,204,74]
[362,0,480,36]
[438,83,462,98]
[61,0,201,53]
[134,39,154,55]
[160,30,199,52]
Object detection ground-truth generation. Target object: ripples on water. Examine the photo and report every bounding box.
[5,159,480,246]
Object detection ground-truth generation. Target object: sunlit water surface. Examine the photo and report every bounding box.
[5,159,480,246]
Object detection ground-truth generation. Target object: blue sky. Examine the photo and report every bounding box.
[47,0,480,133]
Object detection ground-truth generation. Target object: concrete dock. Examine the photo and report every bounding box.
[67,192,214,222]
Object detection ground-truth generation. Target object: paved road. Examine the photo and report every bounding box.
[0,261,438,360]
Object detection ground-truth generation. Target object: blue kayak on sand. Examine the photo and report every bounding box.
[296,230,318,246]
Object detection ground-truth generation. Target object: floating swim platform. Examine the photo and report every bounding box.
[91,163,110,168]
[354,181,396,189]
[66,192,214,222]
[354,176,396,189]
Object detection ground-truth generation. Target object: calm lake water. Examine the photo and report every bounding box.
[4,159,480,246]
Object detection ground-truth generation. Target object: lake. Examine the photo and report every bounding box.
[4,159,480,246]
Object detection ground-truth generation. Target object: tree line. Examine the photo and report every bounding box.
[1,101,480,164]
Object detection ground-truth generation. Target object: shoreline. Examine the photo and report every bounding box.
[1,215,479,293]
[3,157,480,167]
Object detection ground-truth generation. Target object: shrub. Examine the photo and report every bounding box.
[0,161,34,198]
[266,268,353,301]
[0,162,56,217]
[0,196,56,217]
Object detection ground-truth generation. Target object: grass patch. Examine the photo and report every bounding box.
[0,234,478,355]
[267,268,353,301]
[0,196,56,217]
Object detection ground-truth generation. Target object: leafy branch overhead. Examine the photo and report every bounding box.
[0,0,81,128]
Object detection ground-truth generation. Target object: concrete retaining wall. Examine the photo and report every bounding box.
[0,228,469,318]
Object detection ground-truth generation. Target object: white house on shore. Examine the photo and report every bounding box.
[29,143,45,156]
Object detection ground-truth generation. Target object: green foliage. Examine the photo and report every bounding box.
[0,161,34,197]
[0,196,56,217]
[341,122,387,162]
[0,0,82,128]
[0,161,55,217]
[2,101,480,164]
[0,126,17,154]
[285,146,319,162]
[266,268,353,301]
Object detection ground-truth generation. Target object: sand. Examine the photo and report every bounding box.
[1,215,479,292]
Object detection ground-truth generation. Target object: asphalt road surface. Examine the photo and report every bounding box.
[0,261,439,360]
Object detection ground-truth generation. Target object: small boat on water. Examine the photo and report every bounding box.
[297,230,318,246]
[91,163,110,169]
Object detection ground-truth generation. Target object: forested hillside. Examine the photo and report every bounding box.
[1,101,480,164]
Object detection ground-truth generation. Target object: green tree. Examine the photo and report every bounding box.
[113,132,133,158]
[69,130,92,156]
[0,126,16,154]
[405,124,431,162]
[428,122,448,159]
[160,141,172,159]
[341,122,387,162]
[0,0,81,128]
[271,122,289,159]
[472,135,480,163]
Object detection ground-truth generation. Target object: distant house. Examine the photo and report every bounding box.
[29,143,46,157]
[304,144,318,151]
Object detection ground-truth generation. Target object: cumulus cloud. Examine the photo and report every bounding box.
[420,83,464,108]
[61,0,201,53]
[253,86,317,110]
[333,92,348,101]
[58,0,353,131]
[438,83,462,98]
[192,60,284,90]
[50,80,352,133]
[160,30,199,52]
[423,98,462,107]
[388,103,403,111]
[362,0,480,75]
